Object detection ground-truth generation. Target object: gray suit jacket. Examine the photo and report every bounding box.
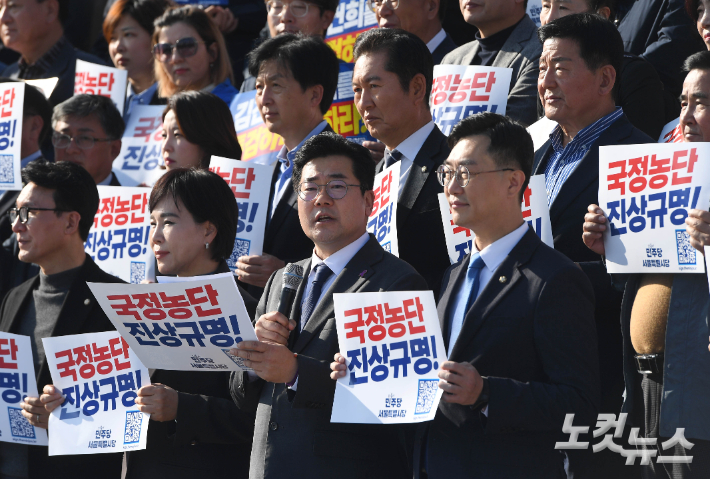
[230,235,428,479]
[441,15,542,127]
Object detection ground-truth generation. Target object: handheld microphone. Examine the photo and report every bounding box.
[277,263,304,317]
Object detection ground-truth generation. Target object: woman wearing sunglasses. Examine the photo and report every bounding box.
[103,0,173,121]
[122,167,256,479]
[153,5,238,106]
[161,90,242,170]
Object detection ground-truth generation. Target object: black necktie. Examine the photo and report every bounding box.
[299,263,333,331]
[384,149,402,169]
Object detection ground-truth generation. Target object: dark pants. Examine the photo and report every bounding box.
[636,372,710,479]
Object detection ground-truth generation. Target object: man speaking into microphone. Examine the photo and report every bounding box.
[230,132,427,479]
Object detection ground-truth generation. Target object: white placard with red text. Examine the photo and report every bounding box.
[87,274,257,371]
[599,143,710,273]
[0,332,48,446]
[124,105,164,139]
[658,117,682,144]
[113,136,165,187]
[43,331,150,455]
[437,175,553,264]
[0,82,24,191]
[331,291,445,424]
[527,115,556,152]
[367,161,400,256]
[74,60,128,115]
[209,156,273,267]
[87,186,155,284]
[430,65,512,136]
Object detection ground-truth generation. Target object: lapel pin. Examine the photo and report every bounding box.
[359,270,367,277]
[499,276,507,283]
[421,166,428,173]
[84,299,91,305]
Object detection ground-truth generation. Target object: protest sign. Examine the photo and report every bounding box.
[431,65,513,136]
[367,161,400,256]
[599,142,710,273]
[331,291,445,424]
[24,78,58,99]
[87,274,257,371]
[124,105,164,139]
[0,332,48,446]
[527,0,542,26]
[113,136,165,186]
[86,186,155,284]
[527,115,556,151]
[325,0,377,63]
[658,117,682,144]
[0,82,24,191]
[209,156,272,266]
[74,60,128,115]
[43,331,150,455]
[437,174,553,264]
[324,62,375,145]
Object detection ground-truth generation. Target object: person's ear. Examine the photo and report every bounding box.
[64,211,81,237]
[110,138,122,161]
[427,0,440,21]
[363,189,375,217]
[598,65,616,97]
[308,84,325,111]
[409,73,428,106]
[318,10,336,33]
[207,42,219,64]
[596,6,611,19]
[204,221,218,243]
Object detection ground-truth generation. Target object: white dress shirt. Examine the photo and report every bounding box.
[385,121,436,199]
[426,28,447,54]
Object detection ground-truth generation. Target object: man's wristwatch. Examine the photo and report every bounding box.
[470,377,489,411]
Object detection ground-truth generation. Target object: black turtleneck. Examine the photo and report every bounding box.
[472,16,524,67]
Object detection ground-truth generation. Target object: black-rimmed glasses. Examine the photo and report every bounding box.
[9,206,68,224]
[436,164,514,188]
[296,180,362,201]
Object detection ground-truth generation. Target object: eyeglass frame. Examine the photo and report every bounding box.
[152,37,206,63]
[368,0,400,13]
[8,206,69,225]
[266,0,319,18]
[436,164,515,188]
[51,132,116,150]
[296,179,364,202]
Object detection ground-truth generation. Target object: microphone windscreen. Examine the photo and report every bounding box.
[282,263,304,291]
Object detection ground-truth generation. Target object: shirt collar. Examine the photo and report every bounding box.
[127,82,158,103]
[310,231,370,278]
[426,29,447,53]
[21,150,42,168]
[474,222,528,273]
[549,107,624,153]
[277,120,329,166]
[388,121,435,162]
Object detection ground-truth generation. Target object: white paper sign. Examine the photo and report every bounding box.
[430,65,513,136]
[87,275,257,371]
[209,156,272,265]
[599,142,710,273]
[124,105,164,138]
[527,115,557,152]
[0,332,48,446]
[658,117,682,144]
[367,161,400,256]
[0,82,24,191]
[74,60,128,115]
[113,136,166,187]
[24,77,58,99]
[437,175,553,264]
[527,0,543,26]
[42,331,150,455]
[85,186,155,284]
[331,291,445,424]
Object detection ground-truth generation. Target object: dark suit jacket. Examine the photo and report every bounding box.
[533,113,652,415]
[230,235,428,479]
[124,261,257,479]
[431,32,457,65]
[375,125,449,296]
[1,37,106,107]
[0,255,124,479]
[108,171,121,186]
[418,228,599,478]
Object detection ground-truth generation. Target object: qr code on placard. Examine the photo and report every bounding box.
[221,348,251,370]
[381,241,391,254]
[130,262,146,284]
[228,238,251,269]
[415,380,438,415]
[8,407,35,439]
[0,155,14,184]
[676,230,696,265]
[124,411,142,444]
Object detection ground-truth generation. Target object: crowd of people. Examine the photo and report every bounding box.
[0,0,709,478]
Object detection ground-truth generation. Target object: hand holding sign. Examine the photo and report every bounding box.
[231,340,298,383]
[582,204,608,256]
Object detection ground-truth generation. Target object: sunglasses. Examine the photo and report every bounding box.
[152,37,205,63]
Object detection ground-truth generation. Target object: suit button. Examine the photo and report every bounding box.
[84,299,91,305]
[269,421,278,431]
[190,440,197,445]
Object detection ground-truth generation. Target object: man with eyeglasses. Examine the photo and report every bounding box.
[403,112,599,478]
[440,0,541,127]
[239,0,338,92]
[51,94,124,186]
[231,131,426,479]
[369,0,456,64]
[0,0,106,107]
[0,160,124,479]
